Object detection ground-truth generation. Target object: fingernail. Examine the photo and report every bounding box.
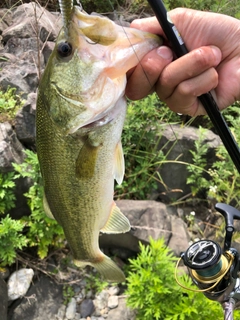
[210,45,221,63]
[157,46,173,60]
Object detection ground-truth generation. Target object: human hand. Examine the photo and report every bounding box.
[126,8,240,116]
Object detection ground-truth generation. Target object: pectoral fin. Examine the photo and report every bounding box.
[76,142,99,179]
[100,202,130,234]
[43,193,55,220]
[113,141,125,185]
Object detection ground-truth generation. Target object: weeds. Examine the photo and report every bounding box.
[186,103,240,207]
[0,86,24,122]
[125,237,233,319]
[0,150,65,267]
[115,93,180,200]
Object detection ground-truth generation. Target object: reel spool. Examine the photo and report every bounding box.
[178,240,234,295]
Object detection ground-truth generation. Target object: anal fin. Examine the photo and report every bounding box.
[100,202,130,234]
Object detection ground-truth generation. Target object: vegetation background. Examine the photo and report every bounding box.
[1,0,240,318]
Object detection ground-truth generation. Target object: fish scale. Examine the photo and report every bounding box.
[36,5,162,282]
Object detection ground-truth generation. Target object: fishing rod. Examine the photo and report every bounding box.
[146,2,240,319]
[147,0,240,174]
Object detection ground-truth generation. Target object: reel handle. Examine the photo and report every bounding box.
[215,203,240,251]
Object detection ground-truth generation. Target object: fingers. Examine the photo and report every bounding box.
[126,46,173,100]
[156,46,222,116]
[162,69,219,116]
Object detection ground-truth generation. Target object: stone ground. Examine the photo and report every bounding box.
[3,200,194,320]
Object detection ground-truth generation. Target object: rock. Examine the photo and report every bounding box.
[0,59,39,98]
[100,200,190,260]
[0,274,8,320]
[156,125,221,201]
[94,290,109,310]
[0,9,12,33]
[4,37,44,67]
[56,304,66,320]
[7,268,34,301]
[0,122,32,219]
[106,296,136,320]
[74,313,81,320]
[93,289,110,316]
[0,3,62,97]
[15,92,37,147]
[42,41,55,64]
[2,3,61,43]
[108,286,119,296]
[107,295,118,309]
[100,200,184,254]
[8,274,63,320]
[66,298,77,319]
[0,122,25,172]
[168,215,190,256]
[79,299,95,318]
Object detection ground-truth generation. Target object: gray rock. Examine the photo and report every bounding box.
[94,290,109,310]
[0,3,62,97]
[108,286,119,296]
[2,3,62,43]
[8,274,63,320]
[99,200,189,261]
[66,298,77,320]
[42,41,55,64]
[168,215,190,256]
[156,125,221,201]
[0,274,7,320]
[0,8,12,33]
[4,37,44,67]
[107,297,136,320]
[56,304,66,320]
[100,200,177,254]
[74,313,80,320]
[80,299,95,318]
[0,122,25,172]
[0,122,32,219]
[15,92,36,147]
[107,295,118,309]
[0,59,39,98]
[8,268,34,301]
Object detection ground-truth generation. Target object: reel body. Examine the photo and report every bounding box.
[179,203,240,308]
[181,239,236,302]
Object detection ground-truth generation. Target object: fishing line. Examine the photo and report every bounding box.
[107,0,155,91]
[106,0,184,153]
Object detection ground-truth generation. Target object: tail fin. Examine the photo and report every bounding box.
[74,254,125,283]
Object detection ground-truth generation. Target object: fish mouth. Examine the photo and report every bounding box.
[81,113,113,129]
[81,98,123,129]
[52,82,123,133]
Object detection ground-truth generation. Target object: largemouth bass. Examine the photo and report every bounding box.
[36,5,161,282]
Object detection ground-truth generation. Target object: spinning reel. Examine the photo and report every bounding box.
[178,203,240,316]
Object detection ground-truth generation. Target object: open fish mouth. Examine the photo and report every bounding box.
[81,113,113,128]
[53,82,123,132]
[78,97,123,129]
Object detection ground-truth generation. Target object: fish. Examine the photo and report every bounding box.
[36,4,162,282]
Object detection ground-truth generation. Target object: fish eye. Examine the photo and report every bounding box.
[57,42,72,58]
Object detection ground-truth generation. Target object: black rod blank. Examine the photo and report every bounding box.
[148,0,240,173]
